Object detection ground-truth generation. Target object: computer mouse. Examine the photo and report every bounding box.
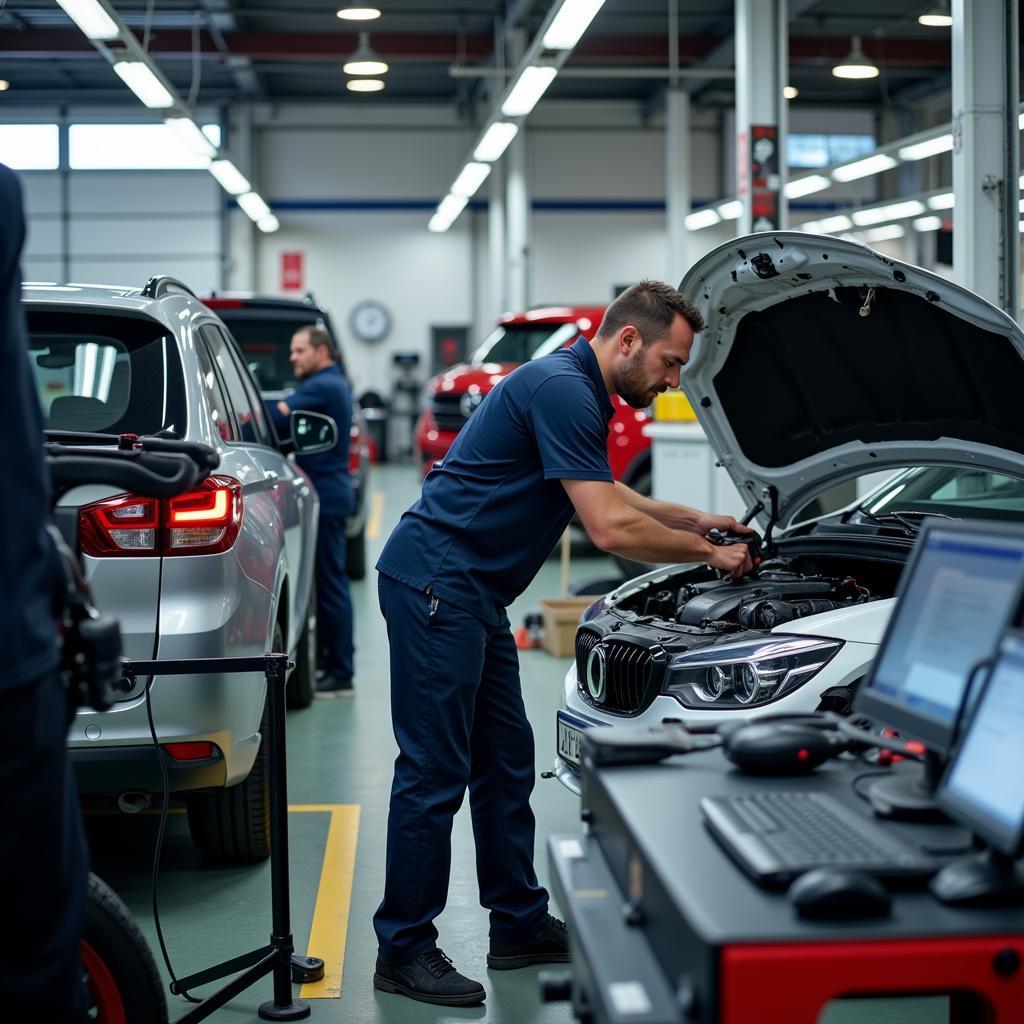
[788,868,892,920]
[721,722,848,775]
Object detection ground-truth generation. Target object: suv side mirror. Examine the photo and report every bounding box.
[291,410,338,454]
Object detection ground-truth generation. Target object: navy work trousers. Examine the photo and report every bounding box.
[0,670,88,1022]
[373,574,549,963]
[316,512,354,680]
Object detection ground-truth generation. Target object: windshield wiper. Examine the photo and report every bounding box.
[849,503,918,536]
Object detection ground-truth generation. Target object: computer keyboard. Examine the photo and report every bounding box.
[701,791,937,887]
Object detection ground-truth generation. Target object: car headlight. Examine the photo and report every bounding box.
[664,636,842,710]
[581,596,608,622]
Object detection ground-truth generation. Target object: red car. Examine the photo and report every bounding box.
[414,306,653,497]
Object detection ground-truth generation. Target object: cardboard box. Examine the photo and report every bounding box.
[538,597,597,657]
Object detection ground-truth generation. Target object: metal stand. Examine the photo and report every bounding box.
[122,653,325,1022]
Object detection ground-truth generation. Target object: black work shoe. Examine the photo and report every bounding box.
[373,948,485,1006]
[487,915,570,970]
[315,673,354,698]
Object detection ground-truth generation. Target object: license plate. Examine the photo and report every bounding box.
[557,717,585,767]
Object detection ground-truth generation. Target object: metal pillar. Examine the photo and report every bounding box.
[951,0,1019,317]
[489,159,507,321]
[666,88,691,285]
[506,129,530,311]
[735,0,787,234]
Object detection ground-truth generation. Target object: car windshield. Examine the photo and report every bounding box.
[27,310,186,437]
[857,467,1024,523]
[470,322,577,365]
[213,308,345,393]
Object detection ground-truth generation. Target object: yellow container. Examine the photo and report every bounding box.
[653,390,696,421]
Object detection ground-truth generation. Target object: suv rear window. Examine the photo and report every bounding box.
[26,310,187,437]
[471,322,577,365]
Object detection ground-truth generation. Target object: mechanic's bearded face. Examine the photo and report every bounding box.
[289,332,321,380]
[612,318,694,409]
[612,346,660,409]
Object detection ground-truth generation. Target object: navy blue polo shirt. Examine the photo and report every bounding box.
[271,363,353,516]
[378,337,615,624]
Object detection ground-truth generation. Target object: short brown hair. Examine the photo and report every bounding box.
[296,325,335,356]
[597,280,704,343]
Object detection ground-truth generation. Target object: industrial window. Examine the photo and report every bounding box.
[68,123,221,170]
[0,124,59,170]
[788,133,876,170]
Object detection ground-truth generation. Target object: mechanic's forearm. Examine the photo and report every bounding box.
[598,505,716,563]
[614,481,705,533]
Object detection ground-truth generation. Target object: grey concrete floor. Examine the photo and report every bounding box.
[86,463,949,1024]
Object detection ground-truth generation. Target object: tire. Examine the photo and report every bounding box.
[347,525,367,581]
[82,873,168,1024]
[287,594,316,710]
[613,467,657,580]
[185,623,277,863]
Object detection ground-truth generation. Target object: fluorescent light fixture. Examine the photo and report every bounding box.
[337,6,380,19]
[451,162,491,198]
[164,117,217,159]
[898,133,953,161]
[501,65,558,117]
[685,208,721,230]
[928,192,954,210]
[237,191,272,222]
[0,81,8,92]
[258,214,280,233]
[428,193,470,233]
[833,36,879,79]
[1020,197,1024,213]
[832,153,897,182]
[851,200,925,226]
[784,174,831,198]
[343,33,388,75]
[347,79,385,92]
[209,158,251,196]
[543,0,607,50]
[1019,113,1024,130]
[56,0,120,40]
[918,3,952,27]
[913,216,943,232]
[783,85,798,100]
[474,122,518,162]
[816,215,854,233]
[716,200,743,220]
[864,224,906,242]
[112,61,175,109]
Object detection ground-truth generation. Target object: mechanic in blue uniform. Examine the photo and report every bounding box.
[372,280,754,1006]
[0,163,89,1020]
[270,325,355,697]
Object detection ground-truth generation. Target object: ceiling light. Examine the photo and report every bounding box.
[832,153,897,182]
[474,122,519,162]
[685,208,721,230]
[451,162,491,198]
[337,6,380,19]
[928,192,954,210]
[209,158,251,196]
[501,65,558,117]
[112,61,174,109]
[164,117,217,159]
[832,36,879,80]
[0,80,9,92]
[343,33,388,76]
[913,216,943,232]
[851,199,925,226]
[428,193,469,233]
[816,215,854,233]
[56,0,120,41]
[347,79,385,92]
[783,85,798,100]
[918,3,953,27]
[864,224,906,242]
[784,174,831,198]
[716,200,743,220]
[898,134,953,161]
[543,0,607,50]
[237,191,271,222]
[258,214,280,233]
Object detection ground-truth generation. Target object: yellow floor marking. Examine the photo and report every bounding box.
[292,804,361,1000]
[366,490,385,541]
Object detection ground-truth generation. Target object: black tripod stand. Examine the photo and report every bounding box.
[122,652,325,1022]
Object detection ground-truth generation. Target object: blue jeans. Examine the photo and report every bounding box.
[373,574,549,963]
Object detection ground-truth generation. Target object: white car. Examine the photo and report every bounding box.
[555,232,1024,794]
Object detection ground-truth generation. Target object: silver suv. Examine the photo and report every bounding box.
[25,276,322,862]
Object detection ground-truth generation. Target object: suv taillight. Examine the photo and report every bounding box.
[79,476,243,557]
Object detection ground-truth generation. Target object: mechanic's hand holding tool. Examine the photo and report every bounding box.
[705,538,754,579]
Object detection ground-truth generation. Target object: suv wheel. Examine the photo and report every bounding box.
[347,526,366,581]
[287,596,316,709]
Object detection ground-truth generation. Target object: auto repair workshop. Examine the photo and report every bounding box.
[5,1,1024,1022]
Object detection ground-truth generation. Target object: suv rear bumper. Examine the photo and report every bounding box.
[71,744,226,797]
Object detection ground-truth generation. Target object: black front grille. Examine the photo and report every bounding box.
[431,395,468,433]
[575,629,664,715]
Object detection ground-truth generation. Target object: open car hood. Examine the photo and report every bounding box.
[678,232,1024,525]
